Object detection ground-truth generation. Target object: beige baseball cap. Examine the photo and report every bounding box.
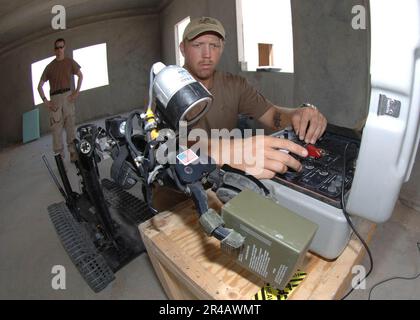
[183,16,226,41]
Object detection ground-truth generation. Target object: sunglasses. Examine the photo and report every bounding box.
[55,46,64,50]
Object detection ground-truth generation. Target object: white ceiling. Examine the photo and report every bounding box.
[0,0,166,54]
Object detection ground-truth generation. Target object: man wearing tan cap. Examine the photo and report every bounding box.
[179,16,328,179]
[153,17,328,211]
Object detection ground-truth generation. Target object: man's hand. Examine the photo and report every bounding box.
[45,100,58,112]
[258,105,327,145]
[291,106,327,145]
[67,91,79,103]
[225,135,308,180]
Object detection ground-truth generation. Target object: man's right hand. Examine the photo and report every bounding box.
[224,135,309,180]
[45,100,57,112]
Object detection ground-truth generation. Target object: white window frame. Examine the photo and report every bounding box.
[175,16,191,66]
[236,0,294,73]
[72,43,109,92]
[31,56,55,105]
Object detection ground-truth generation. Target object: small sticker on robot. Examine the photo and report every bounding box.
[178,69,195,84]
[177,149,199,166]
[378,94,401,118]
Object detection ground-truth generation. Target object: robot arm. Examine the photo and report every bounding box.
[103,63,250,251]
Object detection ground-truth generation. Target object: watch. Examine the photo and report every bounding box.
[300,103,317,110]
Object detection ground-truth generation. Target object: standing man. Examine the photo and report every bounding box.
[38,38,83,162]
[180,17,328,179]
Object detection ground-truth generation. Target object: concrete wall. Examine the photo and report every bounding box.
[240,71,295,107]
[292,0,370,128]
[0,14,161,146]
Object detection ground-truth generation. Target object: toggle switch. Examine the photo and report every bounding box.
[306,144,325,159]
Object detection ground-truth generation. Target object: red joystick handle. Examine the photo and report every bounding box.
[306,144,324,159]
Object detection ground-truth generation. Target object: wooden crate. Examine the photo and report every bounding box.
[139,191,376,300]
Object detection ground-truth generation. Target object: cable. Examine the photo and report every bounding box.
[213,226,231,241]
[368,272,420,300]
[108,131,121,153]
[340,142,374,300]
[368,242,420,300]
[145,65,155,112]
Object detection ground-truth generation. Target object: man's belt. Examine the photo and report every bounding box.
[50,88,70,96]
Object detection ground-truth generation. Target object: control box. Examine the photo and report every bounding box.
[261,125,361,259]
[272,125,360,208]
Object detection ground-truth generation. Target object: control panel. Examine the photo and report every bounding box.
[271,125,361,208]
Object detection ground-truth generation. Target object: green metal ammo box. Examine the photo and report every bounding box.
[221,190,318,289]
